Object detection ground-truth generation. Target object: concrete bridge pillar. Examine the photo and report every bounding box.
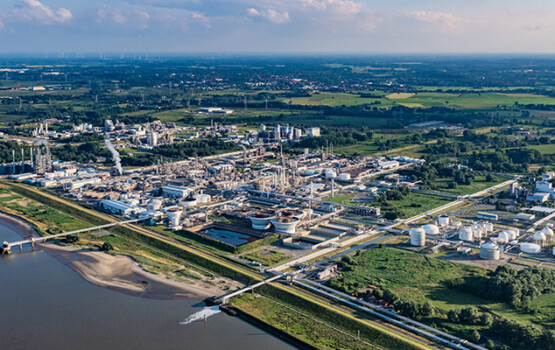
[1,241,11,255]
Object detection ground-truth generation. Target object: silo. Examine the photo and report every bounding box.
[484,222,494,232]
[410,227,426,247]
[480,242,501,260]
[459,227,473,241]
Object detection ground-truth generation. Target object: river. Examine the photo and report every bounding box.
[0,219,295,350]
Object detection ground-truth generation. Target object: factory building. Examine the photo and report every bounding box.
[162,185,191,199]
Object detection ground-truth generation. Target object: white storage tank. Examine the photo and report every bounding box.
[521,243,541,254]
[552,247,555,257]
[146,199,162,210]
[338,173,351,181]
[179,198,198,208]
[248,212,275,230]
[193,194,211,204]
[472,225,484,240]
[438,216,450,226]
[459,227,473,241]
[410,227,426,247]
[542,227,554,242]
[534,231,547,246]
[497,231,511,244]
[166,208,182,228]
[271,217,300,234]
[484,222,494,232]
[480,242,501,260]
[423,224,440,235]
[509,228,520,237]
[325,170,337,179]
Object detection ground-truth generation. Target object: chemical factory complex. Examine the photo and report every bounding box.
[2,117,554,272]
[1,113,554,350]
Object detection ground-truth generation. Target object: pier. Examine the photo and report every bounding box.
[1,217,150,254]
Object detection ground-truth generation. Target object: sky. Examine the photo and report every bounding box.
[0,0,554,54]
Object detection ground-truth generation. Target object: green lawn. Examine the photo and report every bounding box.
[431,176,504,196]
[242,249,292,266]
[378,193,452,218]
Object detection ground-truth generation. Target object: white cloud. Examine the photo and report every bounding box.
[301,0,362,17]
[95,6,151,29]
[7,0,72,25]
[409,11,462,30]
[246,8,290,24]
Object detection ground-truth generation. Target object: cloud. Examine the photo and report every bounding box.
[301,0,362,17]
[246,8,290,24]
[95,6,150,29]
[6,0,72,25]
[409,11,462,30]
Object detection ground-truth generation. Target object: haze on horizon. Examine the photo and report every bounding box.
[0,0,554,54]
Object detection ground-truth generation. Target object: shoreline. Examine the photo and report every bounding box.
[0,211,229,301]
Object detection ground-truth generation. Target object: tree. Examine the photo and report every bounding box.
[100,242,114,251]
[480,312,493,326]
[468,330,481,343]
[447,309,460,322]
[485,339,494,350]
[421,302,434,317]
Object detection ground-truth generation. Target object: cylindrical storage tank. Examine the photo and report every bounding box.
[542,227,554,242]
[325,170,336,179]
[510,228,520,237]
[521,243,541,254]
[146,199,163,210]
[248,212,275,230]
[452,221,462,229]
[484,223,494,232]
[166,208,182,227]
[338,173,351,181]
[438,216,450,226]
[410,227,426,247]
[280,210,304,220]
[459,227,473,241]
[534,231,547,246]
[423,224,440,235]
[480,242,501,260]
[193,194,211,204]
[552,247,555,257]
[497,231,511,244]
[179,198,198,208]
[472,225,484,240]
[271,217,300,234]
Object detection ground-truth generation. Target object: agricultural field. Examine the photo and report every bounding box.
[282,90,555,110]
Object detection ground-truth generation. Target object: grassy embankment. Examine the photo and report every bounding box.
[231,283,431,350]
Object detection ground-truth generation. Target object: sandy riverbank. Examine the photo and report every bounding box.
[0,212,239,300]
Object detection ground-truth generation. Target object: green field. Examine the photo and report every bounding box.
[430,176,504,196]
[377,193,452,218]
[331,247,555,329]
[283,91,555,110]
[242,249,293,266]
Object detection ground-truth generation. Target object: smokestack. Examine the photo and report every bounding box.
[104,139,122,176]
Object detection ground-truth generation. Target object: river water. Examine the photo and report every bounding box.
[0,220,294,350]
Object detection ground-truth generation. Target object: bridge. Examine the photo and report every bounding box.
[1,217,150,254]
[216,274,284,304]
